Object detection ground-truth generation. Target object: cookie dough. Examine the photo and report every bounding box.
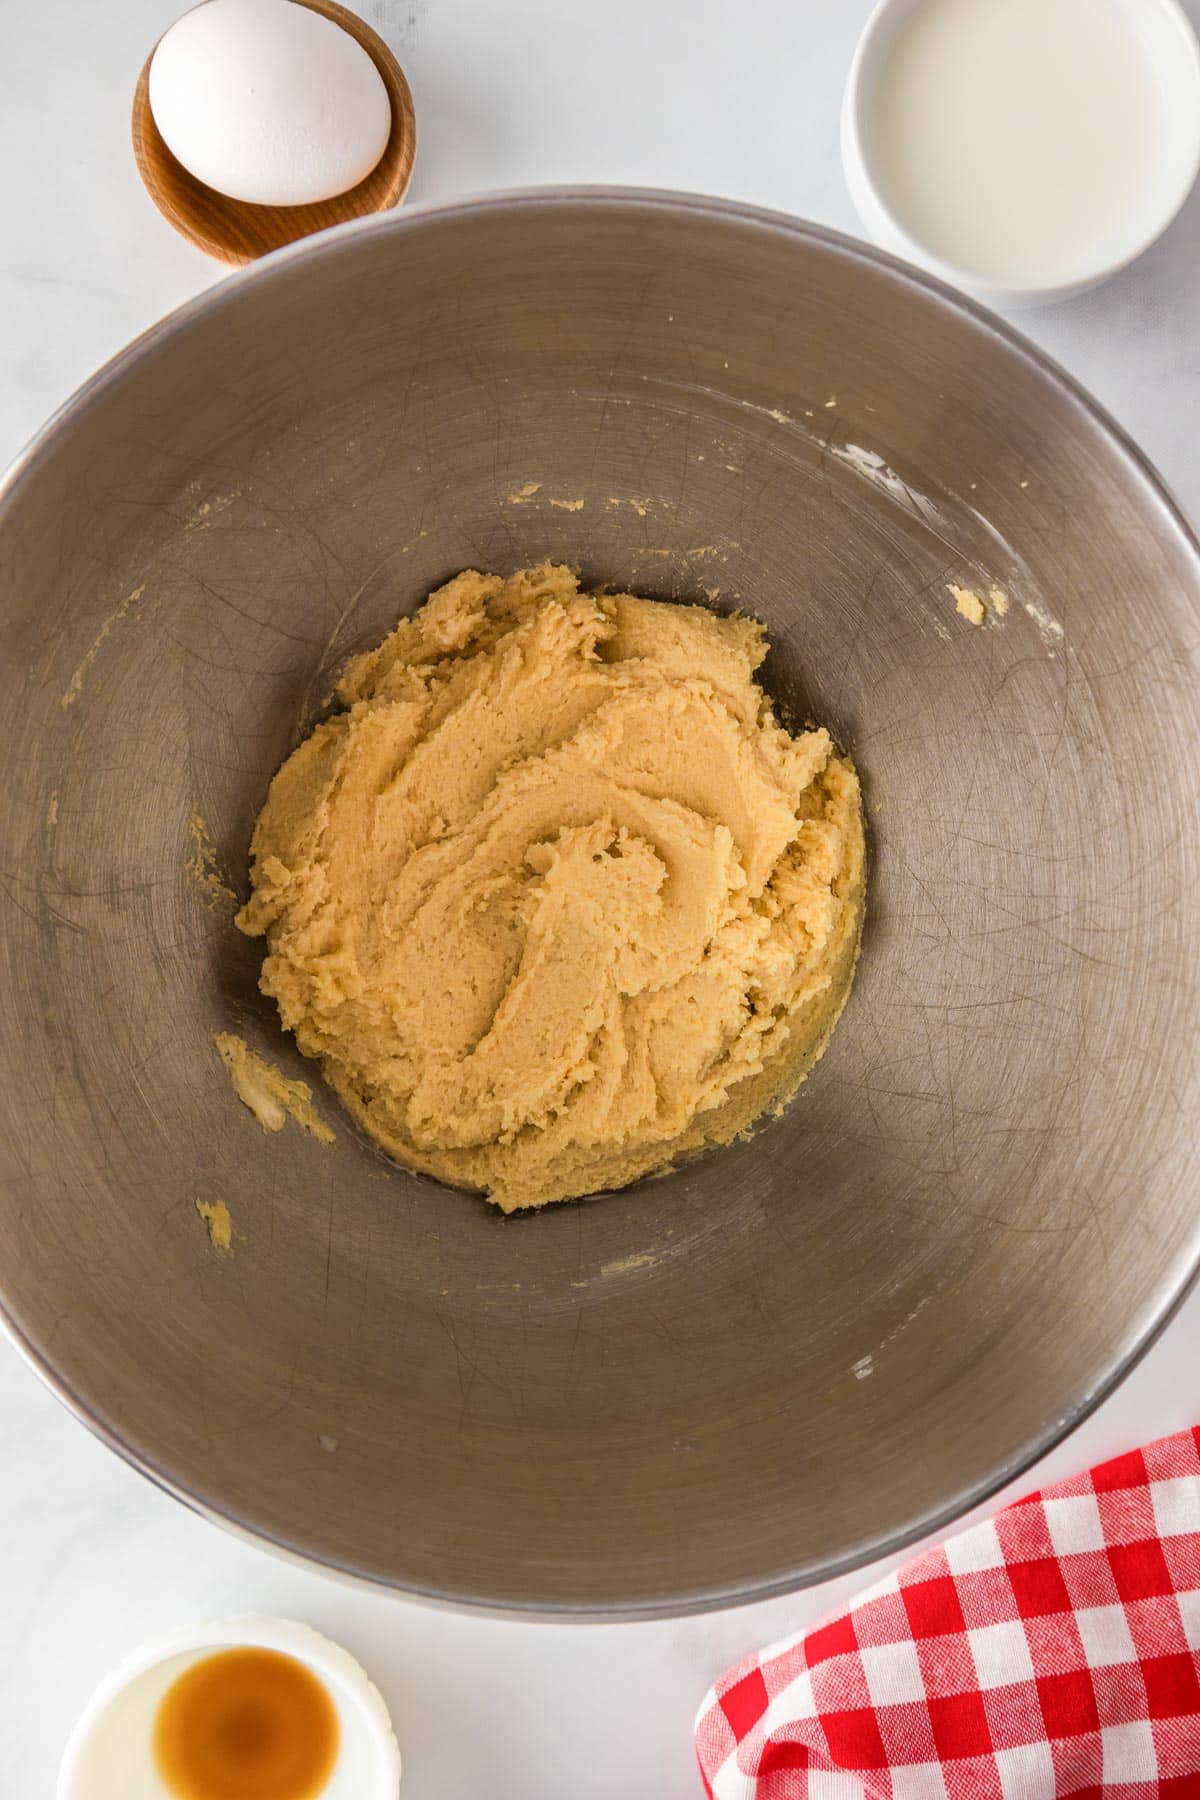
[213,1032,335,1143]
[237,564,865,1209]
[195,1197,233,1252]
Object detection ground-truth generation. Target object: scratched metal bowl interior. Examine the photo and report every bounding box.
[2,193,1199,1616]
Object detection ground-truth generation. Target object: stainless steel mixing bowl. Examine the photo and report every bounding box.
[2,192,1199,1617]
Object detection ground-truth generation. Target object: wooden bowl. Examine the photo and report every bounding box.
[131,0,416,266]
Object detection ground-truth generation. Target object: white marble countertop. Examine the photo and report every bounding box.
[2,1,1199,1793]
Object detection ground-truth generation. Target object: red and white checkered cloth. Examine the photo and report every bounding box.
[696,1428,1200,1799]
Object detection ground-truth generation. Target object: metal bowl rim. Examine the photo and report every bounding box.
[2,185,1198,1618]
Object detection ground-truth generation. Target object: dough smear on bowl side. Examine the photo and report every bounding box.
[236,563,866,1210]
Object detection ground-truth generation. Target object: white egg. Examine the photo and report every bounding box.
[148,0,393,207]
[57,1615,401,1799]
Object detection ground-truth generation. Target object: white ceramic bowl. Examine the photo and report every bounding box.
[57,1615,401,1800]
[842,0,1200,309]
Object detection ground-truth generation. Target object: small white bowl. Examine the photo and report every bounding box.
[57,1615,401,1800]
[842,0,1200,310]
